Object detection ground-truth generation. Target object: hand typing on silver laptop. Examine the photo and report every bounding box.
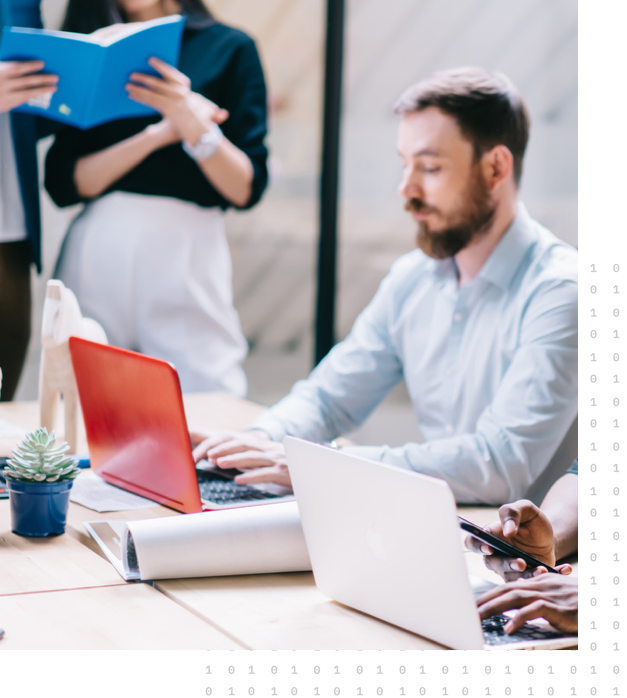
[191,429,292,488]
[475,574,578,635]
[466,465,578,636]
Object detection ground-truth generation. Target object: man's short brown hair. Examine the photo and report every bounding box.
[394,67,530,186]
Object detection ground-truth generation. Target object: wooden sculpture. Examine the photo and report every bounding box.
[39,280,107,453]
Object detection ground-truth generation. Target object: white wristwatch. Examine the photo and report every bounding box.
[182,124,223,162]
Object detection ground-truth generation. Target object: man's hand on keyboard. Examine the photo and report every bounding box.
[191,429,271,452]
[191,430,292,488]
[464,500,571,581]
[477,574,578,635]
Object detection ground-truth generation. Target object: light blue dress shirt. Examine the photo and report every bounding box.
[252,204,578,505]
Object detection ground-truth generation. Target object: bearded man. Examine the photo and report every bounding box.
[193,68,578,506]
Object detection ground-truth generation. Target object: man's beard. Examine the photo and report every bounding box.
[405,167,496,260]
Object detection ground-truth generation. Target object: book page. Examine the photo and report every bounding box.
[90,17,179,46]
[84,520,140,581]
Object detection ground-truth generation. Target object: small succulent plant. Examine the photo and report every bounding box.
[4,428,80,483]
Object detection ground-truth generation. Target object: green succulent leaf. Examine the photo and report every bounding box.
[5,427,80,483]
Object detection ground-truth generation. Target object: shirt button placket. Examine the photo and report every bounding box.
[443,291,468,425]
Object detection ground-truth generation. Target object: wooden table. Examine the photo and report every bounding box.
[0,584,242,650]
[0,394,260,650]
[0,395,576,650]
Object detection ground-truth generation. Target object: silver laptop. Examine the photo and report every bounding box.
[284,437,578,651]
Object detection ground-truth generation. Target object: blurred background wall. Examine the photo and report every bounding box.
[18,0,577,447]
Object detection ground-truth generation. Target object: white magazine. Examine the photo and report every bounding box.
[85,501,311,582]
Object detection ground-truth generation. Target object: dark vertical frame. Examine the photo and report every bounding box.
[314,0,345,365]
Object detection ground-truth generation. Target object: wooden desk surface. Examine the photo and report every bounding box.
[0,393,264,595]
[0,583,242,650]
[155,531,576,651]
[0,396,576,650]
[0,505,124,596]
[157,573,447,650]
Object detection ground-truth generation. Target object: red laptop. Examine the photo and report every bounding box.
[69,337,293,513]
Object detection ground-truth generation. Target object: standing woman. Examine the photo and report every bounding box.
[0,0,58,400]
[45,0,268,396]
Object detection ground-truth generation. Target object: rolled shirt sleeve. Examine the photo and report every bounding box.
[214,35,268,209]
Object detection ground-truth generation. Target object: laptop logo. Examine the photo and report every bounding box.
[366,525,387,561]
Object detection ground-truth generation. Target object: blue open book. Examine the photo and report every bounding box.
[0,15,185,129]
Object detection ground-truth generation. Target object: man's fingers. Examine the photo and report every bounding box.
[189,431,210,449]
[234,464,292,487]
[206,435,278,461]
[190,429,272,463]
[205,438,263,460]
[477,579,533,608]
[483,554,527,575]
[215,450,281,469]
[479,575,578,634]
[498,503,524,537]
[499,500,543,535]
[502,518,517,537]
[532,566,550,577]
[503,599,551,634]
[478,588,537,620]
[192,434,235,462]
[463,534,491,555]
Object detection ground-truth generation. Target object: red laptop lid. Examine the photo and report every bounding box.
[69,337,202,513]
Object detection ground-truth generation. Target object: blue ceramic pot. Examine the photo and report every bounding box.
[6,477,74,537]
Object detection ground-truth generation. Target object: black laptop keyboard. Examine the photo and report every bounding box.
[196,468,283,505]
[482,614,565,646]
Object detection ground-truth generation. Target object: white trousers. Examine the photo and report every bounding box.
[55,192,247,396]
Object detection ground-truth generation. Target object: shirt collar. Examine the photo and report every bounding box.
[425,202,537,291]
[476,202,537,291]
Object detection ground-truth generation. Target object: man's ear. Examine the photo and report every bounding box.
[482,145,514,191]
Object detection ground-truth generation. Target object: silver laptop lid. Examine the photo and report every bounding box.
[284,436,485,650]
